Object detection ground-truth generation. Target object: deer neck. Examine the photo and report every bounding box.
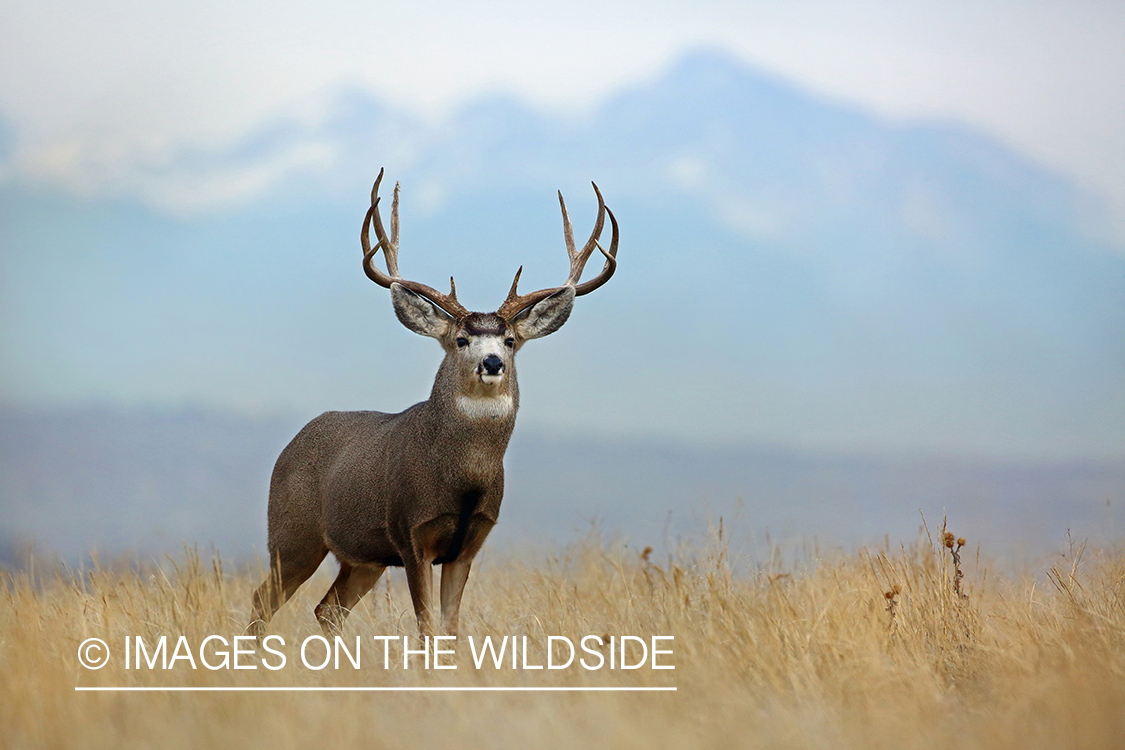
[425,357,519,433]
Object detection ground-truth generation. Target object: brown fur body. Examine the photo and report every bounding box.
[273,369,517,570]
[250,313,526,636]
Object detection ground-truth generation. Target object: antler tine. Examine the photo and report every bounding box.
[496,265,559,321]
[574,204,618,296]
[506,266,523,299]
[369,170,402,279]
[565,182,607,286]
[369,167,382,205]
[361,169,468,320]
[558,191,576,258]
[361,198,393,288]
[390,181,401,267]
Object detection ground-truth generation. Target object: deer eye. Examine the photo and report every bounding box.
[456,337,469,348]
[504,338,515,348]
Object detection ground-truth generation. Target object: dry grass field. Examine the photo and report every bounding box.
[1,519,1123,749]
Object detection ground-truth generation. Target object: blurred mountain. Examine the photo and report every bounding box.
[1,406,1120,564]
[1,49,1122,460]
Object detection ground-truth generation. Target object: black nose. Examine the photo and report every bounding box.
[482,355,504,375]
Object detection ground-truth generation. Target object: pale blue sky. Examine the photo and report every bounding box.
[1,1,1123,240]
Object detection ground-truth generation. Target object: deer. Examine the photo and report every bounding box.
[248,169,618,637]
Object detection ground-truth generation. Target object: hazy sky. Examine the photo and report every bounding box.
[1,1,1124,240]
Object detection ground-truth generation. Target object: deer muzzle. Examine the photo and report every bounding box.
[479,355,505,383]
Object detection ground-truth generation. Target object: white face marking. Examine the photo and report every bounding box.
[456,394,514,419]
[467,335,506,357]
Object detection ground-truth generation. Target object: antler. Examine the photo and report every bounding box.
[361,168,469,321]
[496,183,619,320]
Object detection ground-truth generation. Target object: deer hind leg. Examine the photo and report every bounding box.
[248,544,327,637]
[315,562,386,636]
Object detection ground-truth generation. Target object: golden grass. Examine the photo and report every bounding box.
[2,521,1123,749]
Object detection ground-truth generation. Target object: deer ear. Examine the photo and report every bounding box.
[511,286,575,340]
[391,283,453,339]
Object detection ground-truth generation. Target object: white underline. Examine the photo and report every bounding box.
[75,686,676,692]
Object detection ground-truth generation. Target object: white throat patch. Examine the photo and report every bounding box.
[456,394,514,419]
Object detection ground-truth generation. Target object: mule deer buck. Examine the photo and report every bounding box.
[249,169,618,637]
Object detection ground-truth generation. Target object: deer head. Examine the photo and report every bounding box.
[360,169,618,408]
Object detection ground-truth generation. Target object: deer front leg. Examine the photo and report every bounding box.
[439,516,494,636]
[440,560,472,636]
[403,556,435,635]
